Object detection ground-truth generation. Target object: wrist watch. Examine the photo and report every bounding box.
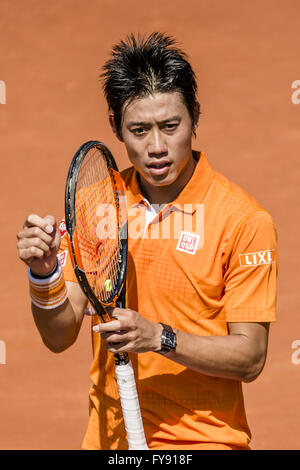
[158,323,177,355]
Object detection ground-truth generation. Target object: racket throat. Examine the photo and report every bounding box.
[114,352,130,366]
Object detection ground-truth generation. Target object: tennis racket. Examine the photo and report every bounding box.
[65,140,148,450]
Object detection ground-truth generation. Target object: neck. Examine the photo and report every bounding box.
[138,153,197,205]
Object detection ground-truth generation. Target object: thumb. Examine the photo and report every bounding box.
[43,216,60,250]
[44,215,56,234]
[84,305,97,316]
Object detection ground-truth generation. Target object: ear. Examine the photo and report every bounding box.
[193,101,201,130]
[109,113,123,142]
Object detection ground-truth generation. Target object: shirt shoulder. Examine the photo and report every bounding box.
[207,170,275,228]
[214,171,265,211]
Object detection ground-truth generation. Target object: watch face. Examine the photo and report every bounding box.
[161,329,176,351]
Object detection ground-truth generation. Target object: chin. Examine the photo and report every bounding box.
[150,177,176,187]
[145,172,177,187]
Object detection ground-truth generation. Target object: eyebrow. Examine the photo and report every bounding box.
[127,115,181,126]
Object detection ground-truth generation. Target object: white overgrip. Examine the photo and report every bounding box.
[115,360,149,450]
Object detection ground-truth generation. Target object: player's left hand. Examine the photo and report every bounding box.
[90,307,162,354]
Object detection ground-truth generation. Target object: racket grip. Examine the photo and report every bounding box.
[115,361,149,450]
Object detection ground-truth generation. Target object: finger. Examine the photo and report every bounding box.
[17,236,52,254]
[17,226,54,245]
[24,214,55,234]
[100,329,129,342]
[44,215,57,238]
[108,307,131,322]
[19,246,45,261]
[111,307,126,316]
[18,248,34,264]
[106,341,130,353]
[44,215,56,226]
[92,320,122,333]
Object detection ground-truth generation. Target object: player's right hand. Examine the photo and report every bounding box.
[17,214,61,276]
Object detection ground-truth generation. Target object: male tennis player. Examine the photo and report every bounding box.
[17,33,278,450]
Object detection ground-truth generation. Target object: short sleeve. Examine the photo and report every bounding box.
[224,210,278,322]
[57,219,78,283]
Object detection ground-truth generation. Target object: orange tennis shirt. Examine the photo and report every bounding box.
[58,151,278,450]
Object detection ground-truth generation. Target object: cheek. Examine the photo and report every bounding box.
[124,139,138,157]
[123,140,144,168]
[122,130,148,161]
[170,128,193,156]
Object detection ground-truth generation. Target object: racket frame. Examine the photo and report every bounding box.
[65,140,128,320]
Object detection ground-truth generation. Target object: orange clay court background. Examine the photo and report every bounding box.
[0,0,299,450]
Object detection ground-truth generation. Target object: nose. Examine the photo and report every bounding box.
[147,129,168,156]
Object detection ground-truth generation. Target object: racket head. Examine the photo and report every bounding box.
[65,140,128,321]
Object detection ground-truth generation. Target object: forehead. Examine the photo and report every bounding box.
[122,92,189,123]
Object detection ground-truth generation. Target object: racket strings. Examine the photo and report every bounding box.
[82,150,120,299]
[77,167,119,300]
[75,147,122,303]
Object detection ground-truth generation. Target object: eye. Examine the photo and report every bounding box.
[131,127,146,136]
[164,123,179,132]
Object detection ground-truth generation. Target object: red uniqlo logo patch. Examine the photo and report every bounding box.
[57,250,67,267]
[176,231,200,255]
[59,220,67,238]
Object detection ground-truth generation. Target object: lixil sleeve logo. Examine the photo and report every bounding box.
[239,250,275,267]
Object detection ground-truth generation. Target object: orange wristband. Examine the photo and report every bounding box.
[28,260,67,310]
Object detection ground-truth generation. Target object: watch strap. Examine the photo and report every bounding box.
[158,323,177,355]
[160,323,173,333]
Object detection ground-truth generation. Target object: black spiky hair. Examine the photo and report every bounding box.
[101,32,199,136]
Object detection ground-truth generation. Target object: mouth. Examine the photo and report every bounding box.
[147,161,171,176]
